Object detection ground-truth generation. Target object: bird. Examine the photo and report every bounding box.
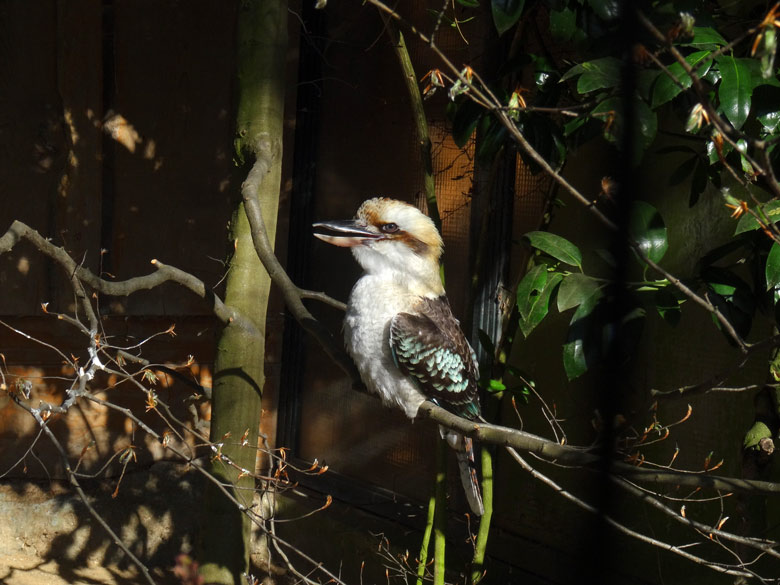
[313,197,484,516]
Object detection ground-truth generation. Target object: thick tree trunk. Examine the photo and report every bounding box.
[199,1,287,583]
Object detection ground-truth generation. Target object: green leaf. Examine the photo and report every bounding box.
[744,421,772,449]
[767,242,780,290]
[562,290,602,380]
[700,235,750,267]
[759,109,780,134]
[561,62,585,83]
[744,56,780,89]
[690,158,708,207]
[524,231,583,268]
[760,27,777,79]
[634,99,658,154]
[477,329,495,357]
[592,97,657,161]
[654,287,683,327]
[549,6,579,42]
[576,57,622,93]
[702,266,755,316]
[668,155,698,187]
[454,0,480,6]
[637,69,659,102]
[491,0,525,35]
[684,27,727,48]
[706,135,733,164]
[587,0,618,20]
[562,115,588,136]
[557,273,602,312]
[717,56,753,130]
[754,85,780,133]
[451,100,484,148]
[629,201,668,263]
[651,51,712,108]
[475,116,508,162]
[594,248,616,268]
[735,200,780,234]
[519,273,563,338]
[487,379,507,392]
[516,264,548,319]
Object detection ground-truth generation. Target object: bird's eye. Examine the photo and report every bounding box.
[380,223,400,233]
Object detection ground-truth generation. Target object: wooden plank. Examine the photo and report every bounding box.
[0,1,59,315]
[107,0,237,315]
[52,0,104,286]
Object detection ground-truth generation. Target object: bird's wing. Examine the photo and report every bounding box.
[389,296,480,419]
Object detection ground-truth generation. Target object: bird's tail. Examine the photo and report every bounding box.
[454,435,484,516]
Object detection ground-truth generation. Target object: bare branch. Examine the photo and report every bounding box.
[239,134,362,384]
[507,447,755,579]
[613,475,780,560]
[0,221,256,335]
[417,401,780,495]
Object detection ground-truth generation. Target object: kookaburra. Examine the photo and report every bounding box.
[313,197,484,516]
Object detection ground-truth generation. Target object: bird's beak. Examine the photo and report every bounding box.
[313,220,383,248]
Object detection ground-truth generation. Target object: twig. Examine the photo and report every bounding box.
[613,475,780,560]
[11,397,158,585]
[506,446,754,579]
[269,515,322,585]
[651,336,780,401]
[297,288,347,311]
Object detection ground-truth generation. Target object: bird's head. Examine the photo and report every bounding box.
[313,197,444,296]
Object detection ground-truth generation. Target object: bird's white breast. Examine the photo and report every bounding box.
[344,274,427,419]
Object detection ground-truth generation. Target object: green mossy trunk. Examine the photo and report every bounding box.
[199,1,287,583]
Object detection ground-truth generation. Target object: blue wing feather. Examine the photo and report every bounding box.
[389,296,481,420]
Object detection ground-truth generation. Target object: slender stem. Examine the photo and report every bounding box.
[416,493,436,585]
[433,436,448,585]
[381,17,442,232]
[469,446,492,584]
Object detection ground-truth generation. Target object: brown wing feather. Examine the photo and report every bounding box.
[389,296,480,419]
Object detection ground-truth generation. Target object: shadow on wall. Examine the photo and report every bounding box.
[0,463,205,584]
